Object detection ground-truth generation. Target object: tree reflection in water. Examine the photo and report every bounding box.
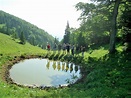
[46,60,50,69]
[70,63,73,73]
[46,60,79,73]
[65,62,69,72]
[75,65,78,73]
[62,62,65,71]
[57,61,61,71]
[10,59,81,87]
[52,61,56,70]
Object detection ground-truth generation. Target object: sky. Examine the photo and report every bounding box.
[0,0,91,41]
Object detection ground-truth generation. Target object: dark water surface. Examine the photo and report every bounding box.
[9,58,81,87]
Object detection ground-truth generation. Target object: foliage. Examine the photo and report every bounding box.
[0,2,131,97]
[69,1,111,49]
[69,0,131,54]
[63,21,71,44]
[119,1,131,51]
[0,33,130,98]
[85,52,131,97]
[20,31,26,44]
[49,46,130,98]
[0,10,55,48]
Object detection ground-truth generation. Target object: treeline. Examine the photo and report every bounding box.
[62,0,131,53]
[0,10,55,48]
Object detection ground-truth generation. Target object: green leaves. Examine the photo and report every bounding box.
[75,2,96,18]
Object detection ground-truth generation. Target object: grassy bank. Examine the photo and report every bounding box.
[0,33,47,56]
[0,33,130,98]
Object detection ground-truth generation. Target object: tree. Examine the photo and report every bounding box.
[77,32,85,47]
[63,21,71,44]
[76,0,128,53]
[109,0,120,53]
[12,32,18,39]
[119,1,131,51]
[54,37,59,45]
[28,33,36,45]
[20,31,26,44]
[11,27,18,39]
[75,2,110,47]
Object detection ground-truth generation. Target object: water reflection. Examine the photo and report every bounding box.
[57,61,61,71]
[46,61,79,73]
[62,62,65,71]
[46,61,50,69]
[70,63,73,73]
[9,58,81,87]
[75,65,79,73]
[52,61,56,70]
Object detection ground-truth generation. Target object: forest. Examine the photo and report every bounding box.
[0,10,55,48]
[62,0,130,53]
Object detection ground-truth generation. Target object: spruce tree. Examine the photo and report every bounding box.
[20,31,26,44]
[63,21,70,44]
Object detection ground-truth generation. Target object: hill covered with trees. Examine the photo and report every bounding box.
[0,10,55,48]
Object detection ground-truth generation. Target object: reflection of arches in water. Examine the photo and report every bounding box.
[52,61,56,70]
[46,60,50,69]
[57,61,61,71]
[70,63,73,73]
[65,62,69,72]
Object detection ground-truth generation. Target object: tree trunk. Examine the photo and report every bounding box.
[109,0,120,53]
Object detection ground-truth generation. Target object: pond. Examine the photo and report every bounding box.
[9,58,81,88]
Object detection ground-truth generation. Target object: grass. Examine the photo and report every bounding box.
[0,33,47,56]
[0,33,130,98]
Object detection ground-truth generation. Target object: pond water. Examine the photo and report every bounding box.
[9,58,81,87]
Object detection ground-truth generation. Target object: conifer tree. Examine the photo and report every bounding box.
[20,31,26,44]
[63,21,70,44]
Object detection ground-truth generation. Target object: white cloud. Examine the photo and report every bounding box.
[0,0,91,40]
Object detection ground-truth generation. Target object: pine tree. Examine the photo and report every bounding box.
[20,31,26,44]
[63,21,70,44]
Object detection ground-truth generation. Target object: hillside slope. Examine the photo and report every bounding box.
[0,33,46,55]
[0,10,55,48]
[0,33,130,98]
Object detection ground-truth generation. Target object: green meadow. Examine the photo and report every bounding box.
[0,33,130,98]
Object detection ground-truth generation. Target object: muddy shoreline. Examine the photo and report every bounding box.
[2,55,87,90]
